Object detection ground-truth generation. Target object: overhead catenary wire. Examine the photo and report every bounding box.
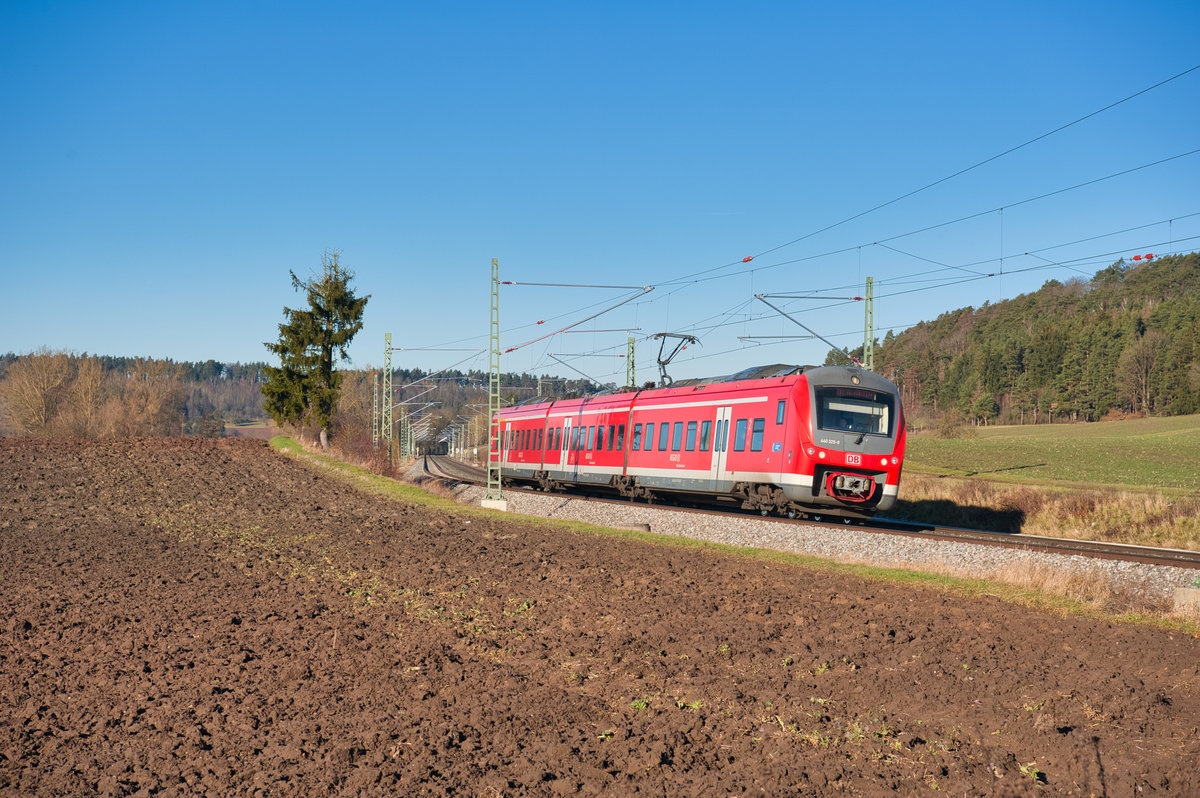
[661,147,1200,292]
[657,64,1200,289]
[577,229,1200,383]
[502,286,654,354]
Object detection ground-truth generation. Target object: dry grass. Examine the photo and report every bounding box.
[895,472,1200,550]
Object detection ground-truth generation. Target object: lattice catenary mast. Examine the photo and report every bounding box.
[382,333,393,464]
[484,259,504,503]
[863,276,874,371]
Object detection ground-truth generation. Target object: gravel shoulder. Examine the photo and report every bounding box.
[423,464,1200,607]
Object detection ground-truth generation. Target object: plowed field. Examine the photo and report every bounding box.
[2,438,1197,796]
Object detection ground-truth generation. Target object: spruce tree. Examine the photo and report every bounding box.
[262,252,369,447]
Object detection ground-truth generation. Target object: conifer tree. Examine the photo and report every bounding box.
[262,252,369,447]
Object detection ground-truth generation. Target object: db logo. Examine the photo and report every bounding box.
[845,453,861,465]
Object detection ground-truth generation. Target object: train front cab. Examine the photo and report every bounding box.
[789,366,905,514]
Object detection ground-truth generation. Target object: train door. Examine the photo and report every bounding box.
[710,405,733,489]
[560,418,572,469]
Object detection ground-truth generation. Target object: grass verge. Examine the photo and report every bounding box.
[891,472,1200,550]
[269,436,1199,634]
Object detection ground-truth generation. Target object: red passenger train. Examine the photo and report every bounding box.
[490,364,905,518]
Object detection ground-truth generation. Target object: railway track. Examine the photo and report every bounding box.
[423,455,1200,572]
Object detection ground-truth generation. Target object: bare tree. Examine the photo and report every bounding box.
[0,348,70,434]
[62,355,107,436]
[1116,330,1167,414]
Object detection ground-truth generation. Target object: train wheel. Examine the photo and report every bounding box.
[786,509,797,519]
[810,514,822,522]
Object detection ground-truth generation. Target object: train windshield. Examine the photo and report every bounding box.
[815,387,894,436]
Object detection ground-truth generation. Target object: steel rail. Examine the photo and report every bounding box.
[422,456,1200,571]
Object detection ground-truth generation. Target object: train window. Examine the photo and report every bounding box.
[816,387,893,436]
[750,418,765,451]
[632,424,642,450]
[733,419,748,451]
[607,424,615,450]
[644,423,655,451]
[616,424,624,450]
[555,427,561,450]
[685,421,697,451]
[538,428,543,450]
[671,421,683,451]
[777,400,786,425]
[700,420,711,451]
[658,422,669,451]
[588,425,596,451]
[596,425,605,451]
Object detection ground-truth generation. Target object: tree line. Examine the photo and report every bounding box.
[854,251,1200,426]
[0,350,269,437]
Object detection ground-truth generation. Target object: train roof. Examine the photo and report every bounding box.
[510,364,815,408]
[670,363,812,386]
[503,363,897,412]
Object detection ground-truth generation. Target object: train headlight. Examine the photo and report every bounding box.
[818,451,826,459]
[891,456,898,465]
[880,458,889,467]
[806,446,815,456]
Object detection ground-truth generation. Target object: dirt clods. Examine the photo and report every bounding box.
[2,438,1198,795]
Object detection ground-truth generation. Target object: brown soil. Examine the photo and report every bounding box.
[2,438,1197,796]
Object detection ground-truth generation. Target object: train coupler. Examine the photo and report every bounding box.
[824,472,877,502]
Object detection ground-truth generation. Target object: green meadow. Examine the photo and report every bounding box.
[894,415,1200,551]
[905,415,1200,493]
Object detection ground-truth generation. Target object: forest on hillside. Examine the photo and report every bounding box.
[860,252,1200,425]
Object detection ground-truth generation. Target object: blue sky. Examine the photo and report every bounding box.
[3,1,1198,384]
